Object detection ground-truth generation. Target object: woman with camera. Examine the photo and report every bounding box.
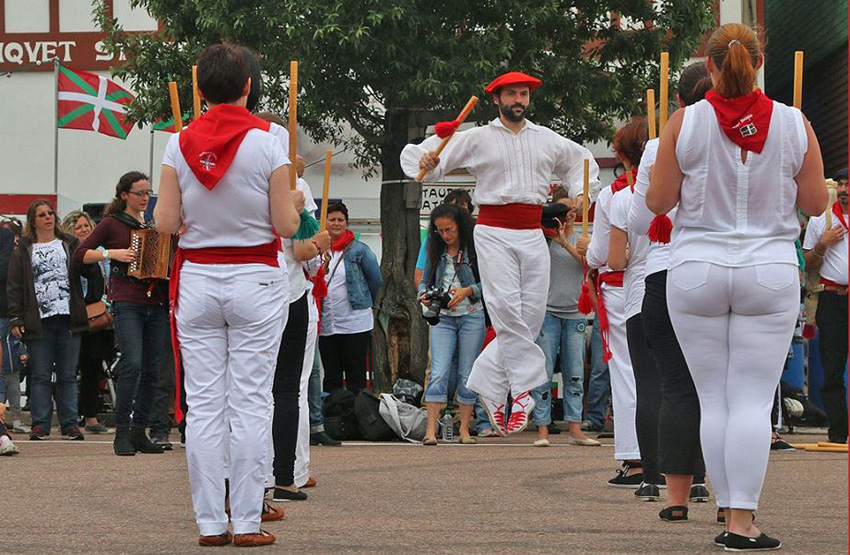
[418,203,486,445]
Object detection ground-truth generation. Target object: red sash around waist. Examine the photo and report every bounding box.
[477,204,543,230]
[595,270,625,362]
[169,240,280,422]
[820,278,848,288]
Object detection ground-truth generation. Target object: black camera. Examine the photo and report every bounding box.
[421,286,452,325]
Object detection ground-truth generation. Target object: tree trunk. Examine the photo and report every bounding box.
[373,108,429,390]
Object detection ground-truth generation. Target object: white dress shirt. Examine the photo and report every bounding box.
[320,251,374,336]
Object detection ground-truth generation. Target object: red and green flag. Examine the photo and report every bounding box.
[57,64,135,140]
[153,113,192,133]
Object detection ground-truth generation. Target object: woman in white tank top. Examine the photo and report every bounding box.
[647,23,826,552]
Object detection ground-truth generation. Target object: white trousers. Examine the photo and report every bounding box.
[294,321,318,487]
[601,284,640,461]
[466,225,549,401]
[179,263,288,536]
[667,262,798,510]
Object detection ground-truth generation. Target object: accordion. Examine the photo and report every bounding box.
[128,229,173,280]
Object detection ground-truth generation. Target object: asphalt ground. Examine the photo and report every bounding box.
[2,429,846,555]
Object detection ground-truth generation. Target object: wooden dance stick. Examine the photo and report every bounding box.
[659,52,669,133]
[625,164,634,187]
[804,445,848,453]
[793,51,804,109]
[415,95,479,182]
[288,61,299,190]
[647,89,656,140]
[192,65,201,120]
[818,442,848,448]
[168,81,183,132]
[320,150,332,231]
[582,159,590,237]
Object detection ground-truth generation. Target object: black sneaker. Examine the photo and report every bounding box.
[715,531,729,546]
[635,481,661,501]
[61,427,85,441]
[29,426,49,441]
[272,487,308,502]
[607,462,644,488]
[724,532,781,551]
[690,483,711,503]
[770,439,795,452]
[659,505,689,522]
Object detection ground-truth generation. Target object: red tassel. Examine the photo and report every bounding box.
[482,326,497,349]
[647,214,673,244]
[310,266,328,299]
[578,268,595,315]
[802,323,816,339]
[434,119,460,138]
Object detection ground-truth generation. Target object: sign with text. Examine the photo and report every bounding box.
[419,182,475,219]
[0,33,127,72]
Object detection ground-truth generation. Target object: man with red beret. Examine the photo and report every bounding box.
[400,71,601,437]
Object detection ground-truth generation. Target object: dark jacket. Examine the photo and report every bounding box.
[7,233,95,340]
[0,227,16,317]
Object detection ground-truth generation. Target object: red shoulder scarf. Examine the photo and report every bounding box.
[310,229,357,329]
[705,89,774,154]
[832,201,848,231]
[611,169,636,194]
[178,103,271,190]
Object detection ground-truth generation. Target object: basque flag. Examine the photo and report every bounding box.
[57,63,135,140]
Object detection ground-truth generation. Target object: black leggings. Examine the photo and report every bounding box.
[626,314,661,484]
[642,271,706,480]
[816,291,848,443]
[319,331,371,394]
[273,293,309,487]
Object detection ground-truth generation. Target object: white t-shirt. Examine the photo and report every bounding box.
[669,99,807,269]
[803,209,849,285]
[30,239,70,318]
[303,255,322,324]
[320,251,374,336]
[610,187,647,320]
[400,118,601,205]
[162,128,289,249]
[626,138,673,277]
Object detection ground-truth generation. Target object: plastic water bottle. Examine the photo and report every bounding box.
[441,411,453,442]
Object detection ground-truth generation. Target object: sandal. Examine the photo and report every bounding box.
[261,500,285,522]
[199,532,232,547]
[234,529,275,547]
[422,436,438,446]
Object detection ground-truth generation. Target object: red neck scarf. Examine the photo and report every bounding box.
[179,104,271,190]
[705,89,774,154]
[833,201,848,231]
[331,229,356,251]
[611,169,636,194]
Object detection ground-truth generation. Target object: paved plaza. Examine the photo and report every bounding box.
[3,430,846,554]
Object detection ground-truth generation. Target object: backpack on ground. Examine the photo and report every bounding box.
[379,393,428,443]
[353,391,397,441]
[323,389,361,441]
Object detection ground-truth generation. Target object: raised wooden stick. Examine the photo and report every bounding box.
[168,81,183,132]
[647,89,656,140]
[288,61,299,190]
[320,150,332,231]
[416,95,478,182]
[793,51,804,109]
[192,65,201,120]
[659,52,669,133]
[625,164,634,187]
[826,187,836,228]
[582,159,590,237]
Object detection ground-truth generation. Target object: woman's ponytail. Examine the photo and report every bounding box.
[707,23,761,99]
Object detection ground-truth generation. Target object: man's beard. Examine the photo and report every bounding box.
[499,102,526,123]
[839,192,847,207]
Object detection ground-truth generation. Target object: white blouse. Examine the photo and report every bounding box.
[669,99,807,269]
[400,118,601,205]
[610,187,647,320]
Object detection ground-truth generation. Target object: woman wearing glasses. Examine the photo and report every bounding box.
[7,200,94,441]
[74,171,169,456]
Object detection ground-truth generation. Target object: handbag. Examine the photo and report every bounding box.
[86,300,113,333]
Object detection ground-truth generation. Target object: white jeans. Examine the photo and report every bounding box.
[667,262,798,510]
[178,262,288,536]
[601,284,640,461]
[294,321,319,487]
[466,225,549,401]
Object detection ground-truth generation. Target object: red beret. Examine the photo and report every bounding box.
[484,72,543,95]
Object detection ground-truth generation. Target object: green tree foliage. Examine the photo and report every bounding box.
[97,0,714,386]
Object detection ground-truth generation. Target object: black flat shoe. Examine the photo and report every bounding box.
[310,431,342,446]
[659,505,689,522]
[272,487,308,501]
[724,532,781,551]
[715,531,728,547]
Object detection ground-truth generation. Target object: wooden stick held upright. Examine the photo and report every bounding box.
[582,159,590,237]
[625,164,634,187]
[192,65,201,120]
[288,61,299,190]
[659,52,669,133]
[416,95,478,182]
[168,81,183,132]
[320,150,332,231]
[647,89,657,140]
[793,51,804,109]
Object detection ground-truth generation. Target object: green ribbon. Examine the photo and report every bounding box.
[293,210,320,241]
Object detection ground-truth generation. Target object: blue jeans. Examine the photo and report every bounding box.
[112,302,169,428]
[27,315,81,432]
[585,321,611,428]
[533,313,588,426]
[308,341,325,433]
[425,311,486,405]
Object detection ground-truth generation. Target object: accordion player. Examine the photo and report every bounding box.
[128,228,173,280]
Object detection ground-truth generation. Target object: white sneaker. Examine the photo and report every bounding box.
[0,435,19,456]
[479,395,507,437]
[507,391,536,434]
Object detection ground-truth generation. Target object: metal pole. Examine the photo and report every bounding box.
[53,59,59,195]
[148,127,155,183]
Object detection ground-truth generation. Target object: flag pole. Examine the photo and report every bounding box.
[148,127,155,184]
[53,59,59,195]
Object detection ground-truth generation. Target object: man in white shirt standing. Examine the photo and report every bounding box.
[803,169,848,444]
[401,72,600,435]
